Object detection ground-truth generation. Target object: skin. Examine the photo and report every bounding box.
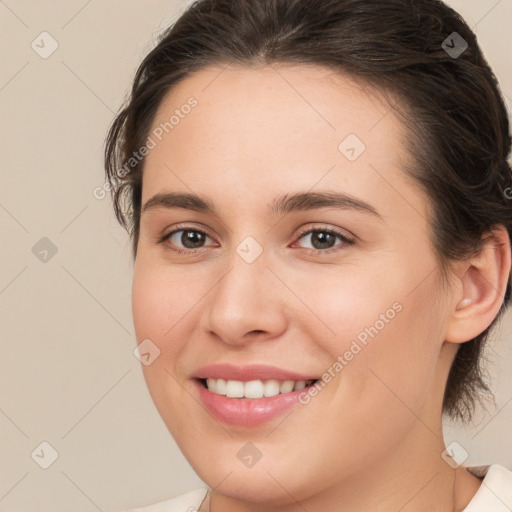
[131,63,510,512]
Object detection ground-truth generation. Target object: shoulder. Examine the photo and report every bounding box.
[119,487,209,512]
[463,464,512,511]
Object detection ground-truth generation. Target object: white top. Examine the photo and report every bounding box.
[120,464,512,512]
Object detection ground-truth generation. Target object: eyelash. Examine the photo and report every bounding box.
[158,224,355,256]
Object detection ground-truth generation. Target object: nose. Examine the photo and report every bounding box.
[200,248,288,347]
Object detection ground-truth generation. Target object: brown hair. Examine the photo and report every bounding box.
[104,0,512,423]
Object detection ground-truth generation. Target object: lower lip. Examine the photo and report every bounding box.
[193,379,311,427]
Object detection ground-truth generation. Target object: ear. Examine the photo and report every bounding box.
[445,225,511,344]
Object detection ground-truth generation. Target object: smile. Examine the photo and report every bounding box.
[194,377,320,427]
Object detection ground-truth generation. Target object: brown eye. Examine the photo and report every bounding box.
[295,227,354,254]
[161,228,214,253]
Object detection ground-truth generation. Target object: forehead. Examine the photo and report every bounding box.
[141,63,425,221]
[148,63,402,151]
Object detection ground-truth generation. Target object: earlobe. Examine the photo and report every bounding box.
[445,225,511,344]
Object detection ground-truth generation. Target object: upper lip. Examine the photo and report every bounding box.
[192,363,320,382]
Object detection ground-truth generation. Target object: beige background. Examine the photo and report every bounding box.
[0,1,511,511]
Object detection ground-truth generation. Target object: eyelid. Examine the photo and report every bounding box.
[293,223,355,243]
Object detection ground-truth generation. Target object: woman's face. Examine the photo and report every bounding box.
[132,64,457,504]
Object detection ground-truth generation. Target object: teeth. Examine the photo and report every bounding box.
[225,380,244,398]
[280,380,296,393]
[245,380,264,399]
[293,380,306,391]
[263,379,280,397]
[204,378,315,398]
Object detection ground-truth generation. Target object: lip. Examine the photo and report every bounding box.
[192,378,316,427]
[191,363,319,382]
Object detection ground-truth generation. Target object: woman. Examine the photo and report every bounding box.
[105,0,512,510]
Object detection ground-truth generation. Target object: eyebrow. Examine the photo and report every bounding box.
[142,190,382,218]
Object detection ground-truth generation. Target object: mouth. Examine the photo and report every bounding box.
[193,376,322,427]
[197,377,320,399]
[191,363,322,426]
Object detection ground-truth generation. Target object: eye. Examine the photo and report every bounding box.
[158,224,354,255]
[293,226,354,254]
[159,226,215,254]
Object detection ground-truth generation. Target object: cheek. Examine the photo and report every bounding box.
[131,261,190,406]
[292,276,445,478]
[131,259,214,397]
[131,262,196,431]
[131,268,169,356]
[131,260,197,348]
[302,263,445,417]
